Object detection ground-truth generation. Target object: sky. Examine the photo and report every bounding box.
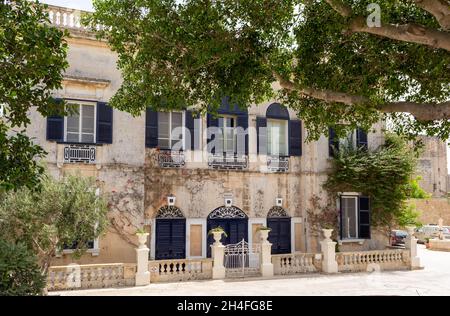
[40,0,94,11]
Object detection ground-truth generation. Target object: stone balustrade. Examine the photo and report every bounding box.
[336,249,410,272]
[149,258,213,283]
[272,253,321,275]
[46,5,103,33]
[47,263,136,291]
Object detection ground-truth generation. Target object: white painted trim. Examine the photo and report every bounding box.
[291,217,303,254]
[340,196,359,239]
[150,218,156,260]
[248,218,266,248]
[186,218,207,259]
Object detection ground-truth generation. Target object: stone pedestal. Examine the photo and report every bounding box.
[259,229,274,277]
[135,233,150,286]
[320,229,338,274]
[211,231,226,279]
[405,226,421,269]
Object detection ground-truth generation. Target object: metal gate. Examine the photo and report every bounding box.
[224,239,261,278]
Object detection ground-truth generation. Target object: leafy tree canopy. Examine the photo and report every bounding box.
[0,0,68,191]
[88,0,450,140]
[0,173,109,274]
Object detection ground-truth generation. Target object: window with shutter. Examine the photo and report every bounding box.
[145,108,158,148]
[289,120,302,156]
[96,102,113,144]
[157,112,183,150]
[340,195,371,240]
[64,101,97,144]
[256,117,267,155]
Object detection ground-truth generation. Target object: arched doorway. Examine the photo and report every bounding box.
[267,206,291,254]
[155,206,186,260]
[207,206,248,257]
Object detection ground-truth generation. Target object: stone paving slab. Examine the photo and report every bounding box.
[51,245,450,296]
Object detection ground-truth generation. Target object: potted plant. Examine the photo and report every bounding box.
[208,226,227,245]
[256,226,272,242]
[136,228,149,248]
[425,237,430,249]
[321,224,335,241]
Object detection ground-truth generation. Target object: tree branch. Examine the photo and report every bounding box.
[413,0,450,30]
[349,17,450,52]
[324,0,352,17]
[273,71,450,120]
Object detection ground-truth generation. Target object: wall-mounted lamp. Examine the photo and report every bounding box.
[167,194,176,206]
[276,198,283,207]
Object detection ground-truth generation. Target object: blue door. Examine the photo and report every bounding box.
[207,218,248,257]
[267,218,291,254]
[155,218,186,260]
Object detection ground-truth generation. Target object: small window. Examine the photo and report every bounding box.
[158,112,184,149]
[341,196,358,239]
[218,115,236,155]
[65,102,96,143]
[267,119,288,156]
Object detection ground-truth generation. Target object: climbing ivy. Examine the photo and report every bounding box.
[324,134,423,233]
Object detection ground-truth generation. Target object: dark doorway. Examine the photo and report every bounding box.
[267,217,291,254]
[154,205,186,260]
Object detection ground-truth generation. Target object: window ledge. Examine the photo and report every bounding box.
[56,141,104,146]
[56,249,100,257]
[338,239,366,245]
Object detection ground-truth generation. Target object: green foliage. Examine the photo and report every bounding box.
[408,176,432,199]
[0,240,46,296]
[0,0,68,192]
[88,0,449,140]
[0,125,46,192]
[0,173,109,272]
[208,226,228,237]
[325,133,422,231]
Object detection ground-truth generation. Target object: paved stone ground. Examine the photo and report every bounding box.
[52,245,450,296]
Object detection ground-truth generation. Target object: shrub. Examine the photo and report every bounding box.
[0,240,46,296]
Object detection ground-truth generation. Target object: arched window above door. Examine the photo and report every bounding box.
[208,206,247,219]
[266,103,290,120]
[155,205,185,219]
[267,206,289,218]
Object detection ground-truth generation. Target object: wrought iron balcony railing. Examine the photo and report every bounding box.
[63,144,96,164]
[208,154,248,170]
[267,156,289,173]
[158,150,185,168]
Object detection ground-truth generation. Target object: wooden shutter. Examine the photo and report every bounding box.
[236,113,249,155]
[145,108,158,148]
[358,196,371,239]
[289,120,302,156]
[185,110,196,150]
[329,127,339,157]
[256,117,267,155]
[207,113,220,154]
[46,98,64,142]
[96,102,113,144]
[356,128,368,150]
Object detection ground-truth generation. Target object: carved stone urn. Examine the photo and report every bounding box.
[212,231,224,245]
[137,233,149,249]
[322,229,333,241]
[259,229,271,244]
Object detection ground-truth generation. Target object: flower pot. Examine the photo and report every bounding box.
[137,233,149,249]
[212,231,224,245]
[322,229,333,241]
[259,229,270,243]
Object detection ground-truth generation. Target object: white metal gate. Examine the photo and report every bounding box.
[224,239,261,278]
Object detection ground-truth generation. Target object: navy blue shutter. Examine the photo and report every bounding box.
[359,196,371,239]
[145,108,158,148]
[356,128,368,150]
[236,113,249,155]
[46,98,64,142]
[185,110,196,150]
[329,127,339,157]
[289,120,302,156]
[96,102,113,144]
[256,117,267,155]
[207,113,219,154]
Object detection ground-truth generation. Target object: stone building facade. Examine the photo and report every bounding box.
[26,6,390,265]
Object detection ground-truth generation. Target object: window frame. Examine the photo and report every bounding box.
[218,114,237,155]
[340,195,359,240]
[157,111,185,150]
[267,118,289,157]
[64,101,97,144]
